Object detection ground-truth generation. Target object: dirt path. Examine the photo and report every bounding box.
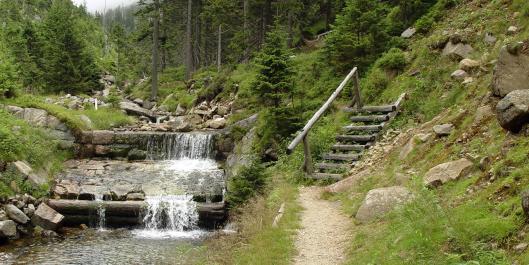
[293,186,351,265]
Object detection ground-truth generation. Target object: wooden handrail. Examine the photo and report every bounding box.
[287,68,362,158]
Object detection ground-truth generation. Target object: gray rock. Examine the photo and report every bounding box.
[175,104,186,116]
[217,105,230,116]
[46,115,62,130]
[496,89,529,132]
[127,149,147,161]
[23,204,35,217]
[0,210,8,221]
[8,161,47,187]
[126,193,145,201]
[459,59,480,71]
[423,159,474,188]
[522,189,529,218]
[53,180,80,199]
[110,184,143,201]
[41,229,59,238]
[515,243,528,253]
[399,133,432,160]
[120,101,156,120]
[442,41,474,60]
[133,98,144,106]
[143,101,155,110]
[17,224,33,236]
[226,127,257,178]
[103,75,116,84]
[92,130,114,145]
[492,44,529,97]
[5,204,30,224]
[79,115,93,128]
[355,186,413,223]
[31,203,64,231]
[166,118,193,132]
[433,124,454,136]
[6,105,24,119]
[206,117,227,129]
[451,69,468,81]
[0,220,17,238]
[23,108,48,127]
[508,26,519,35]
[473,105,494,125]
[484,32,497,45]
[401,27,416,38]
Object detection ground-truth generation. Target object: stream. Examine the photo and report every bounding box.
[0,132,225,264]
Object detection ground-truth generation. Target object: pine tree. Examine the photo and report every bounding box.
[40,0,100,94]
[252,23,301,158]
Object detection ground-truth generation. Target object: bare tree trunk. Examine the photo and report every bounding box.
[185,0,193,80]
[217,24,222,72]
[243,0,249,63]
[151,0,160,101]
[160,10,167,72]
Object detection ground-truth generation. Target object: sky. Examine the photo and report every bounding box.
[71,0,138,13]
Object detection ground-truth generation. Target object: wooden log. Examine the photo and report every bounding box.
[287,68,358,154]
[311,173,343,181]
[336,135,376,142]
[350,115,389,123]
[315,162,352,170]
[323,153,361,162]
[62,215,142,227]
[332,144,366,152]
[47,200,145,217]
[343,124,384,132]
[302,135,314,174]
[344,105,396,114]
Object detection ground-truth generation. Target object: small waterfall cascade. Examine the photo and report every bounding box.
[95,195,106,231]
[146,133,214,160]
[142,195,199,231]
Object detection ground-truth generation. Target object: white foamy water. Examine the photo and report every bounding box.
[166,158,219,171]
[134,195,205,239]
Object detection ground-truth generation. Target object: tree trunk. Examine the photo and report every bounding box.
[325,0,332,30]
[287,10,293,47]
[185,0,193,80]
[217,24,222,72]
[243,0,249,63]
[151,0,160,101]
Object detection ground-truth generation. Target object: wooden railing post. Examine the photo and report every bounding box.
[353,70,363,111]
[302,135,314,174]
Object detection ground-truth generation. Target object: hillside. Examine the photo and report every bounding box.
[1,0,529,264]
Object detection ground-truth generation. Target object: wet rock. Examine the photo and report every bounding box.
[41,229,59,238]
[433,124,454,137]
[126,193,145,201]
[127,149,147,161]
[0,220,17,238]
[451,69,468,81]
[17,224,33,236]
[5,204,30,224]
[31,203,64,231]
[355,186,413,223]
[110,184,143,201]
[492,44,529,97]
[423,158,474,188]
[459,59,480,71]
[79,185,103,200]
[496,89,529,132]
[53,180,80,199]
[92,130,114,145]
[442,41,474,60]
[401,27,416,38]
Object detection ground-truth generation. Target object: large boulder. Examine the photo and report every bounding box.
[31,204,64,231]
[53,180,80,199]
[8,161,47,187]
[0,220,17,238]
[496,89,529,132]
[442,41,474,60]
[92,130,115,145]
[492,43,529,97]
[119,101,156,120]
[206,117,227,129]
[423,158,474,188]
[355,186,413,223]
[4,204,30,224]
[6,105,24,119]
[23,108,48,127]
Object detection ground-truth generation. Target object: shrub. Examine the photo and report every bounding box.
[227,163,269,207]
[376,48,407,71]
[0,48,21,98]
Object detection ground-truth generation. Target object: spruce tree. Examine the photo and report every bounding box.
[252,23,301,158]
[40,0,100,94]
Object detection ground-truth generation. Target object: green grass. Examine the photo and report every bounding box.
[2,94,135,131]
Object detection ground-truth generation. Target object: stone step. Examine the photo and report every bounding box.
[343,124,384,132]
[331,144,366,152]
[350,114,389,123]
[323,153,361,162]
[344,105,396,114]
[315,162,352,171]
[311,173,343,181]
[336,134,376,143]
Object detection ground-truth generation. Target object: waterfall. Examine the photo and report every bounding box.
[95,195,106,231]
[145,133,214,160]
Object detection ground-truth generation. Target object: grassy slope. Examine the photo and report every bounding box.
[321,0,529,264]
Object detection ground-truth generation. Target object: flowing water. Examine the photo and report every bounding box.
[0,132,223,264]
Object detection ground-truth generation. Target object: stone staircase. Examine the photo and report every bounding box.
[312,94,406,181]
